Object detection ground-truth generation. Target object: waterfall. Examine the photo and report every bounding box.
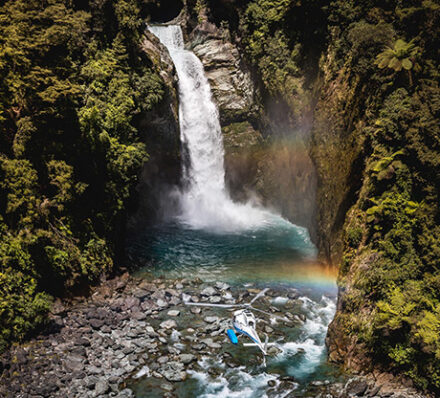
[148,25,305,234]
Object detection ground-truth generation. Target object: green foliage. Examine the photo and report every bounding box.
[80,237,113,280]
[0,158,41,228]
[241,0,308,114]
[346,225,363,248]
[375,38,421,85]
[0,0,164,350]
[0,270,52,352]
[47,160,87,212]
[316,1,440,393]
[195,0,207,24]
[376,39,420,72]
[376,286,417,331]
[417,307,440,356]
[0,224,52,351]
[347,21,394,76]
[371,149,404,173]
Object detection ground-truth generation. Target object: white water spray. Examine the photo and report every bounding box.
[148,25,309,235]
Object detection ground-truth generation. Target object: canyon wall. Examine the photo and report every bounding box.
[311,6,440,394]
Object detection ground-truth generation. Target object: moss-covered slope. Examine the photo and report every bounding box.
[0,0,178,350]
[312,2,440,392]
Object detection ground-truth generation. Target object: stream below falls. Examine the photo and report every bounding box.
[126,219,341,397]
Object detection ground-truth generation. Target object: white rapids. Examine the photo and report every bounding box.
[148,25,309,235]
[185,296,336,398]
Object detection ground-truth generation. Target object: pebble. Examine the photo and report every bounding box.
[132,311,147,320]
[160,319,177,330]
[215,282,230,291]
[179,354,195,364]
[157,299,168,308]
[201,338,222,349]
[209,296,222,303]
[94,380,110,395]
[201,286,217,296]
[0,275,421,398]
[204,316,219,324]
[157,356,169,364]
[181,293,191,302]
[161,382,174,392]
[146,326,156,335]
[133,365,150,379]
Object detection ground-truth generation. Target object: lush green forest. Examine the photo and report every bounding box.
[313,1,440,392]
[1,0,439,394]
[0,0,166,351]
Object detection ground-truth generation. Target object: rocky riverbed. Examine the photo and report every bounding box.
[0,274,429,398]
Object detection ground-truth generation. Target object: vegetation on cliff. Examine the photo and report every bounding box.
[313,1,440,393]
[218,0,328,120]
[0,0,166,351]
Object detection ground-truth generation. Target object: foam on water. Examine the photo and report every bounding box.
[127,291,337,397]
[276,295,336,379]
[272,296,289,305]
[301,296,336,337]
[188,360,283,398]
[183,295,336,396]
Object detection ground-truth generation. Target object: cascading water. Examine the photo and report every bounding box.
[148,25,301,233]
[127,25,339,397]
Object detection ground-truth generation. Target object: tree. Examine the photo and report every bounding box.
[375,39,420,86]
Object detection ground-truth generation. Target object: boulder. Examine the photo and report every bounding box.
[160,361,187,382]
[179,354,195,365]
[94,380,110,396]
[346,379,369,396]
[193,39,257,125]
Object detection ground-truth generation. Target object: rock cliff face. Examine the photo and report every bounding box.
[312,6,440,391]
[192,37,258,125]
[311,46,372,370]
[309,35,378,372]
[310,54,365,264]
[127,31,181,233]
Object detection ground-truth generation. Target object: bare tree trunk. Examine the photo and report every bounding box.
[408,70,413,86]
